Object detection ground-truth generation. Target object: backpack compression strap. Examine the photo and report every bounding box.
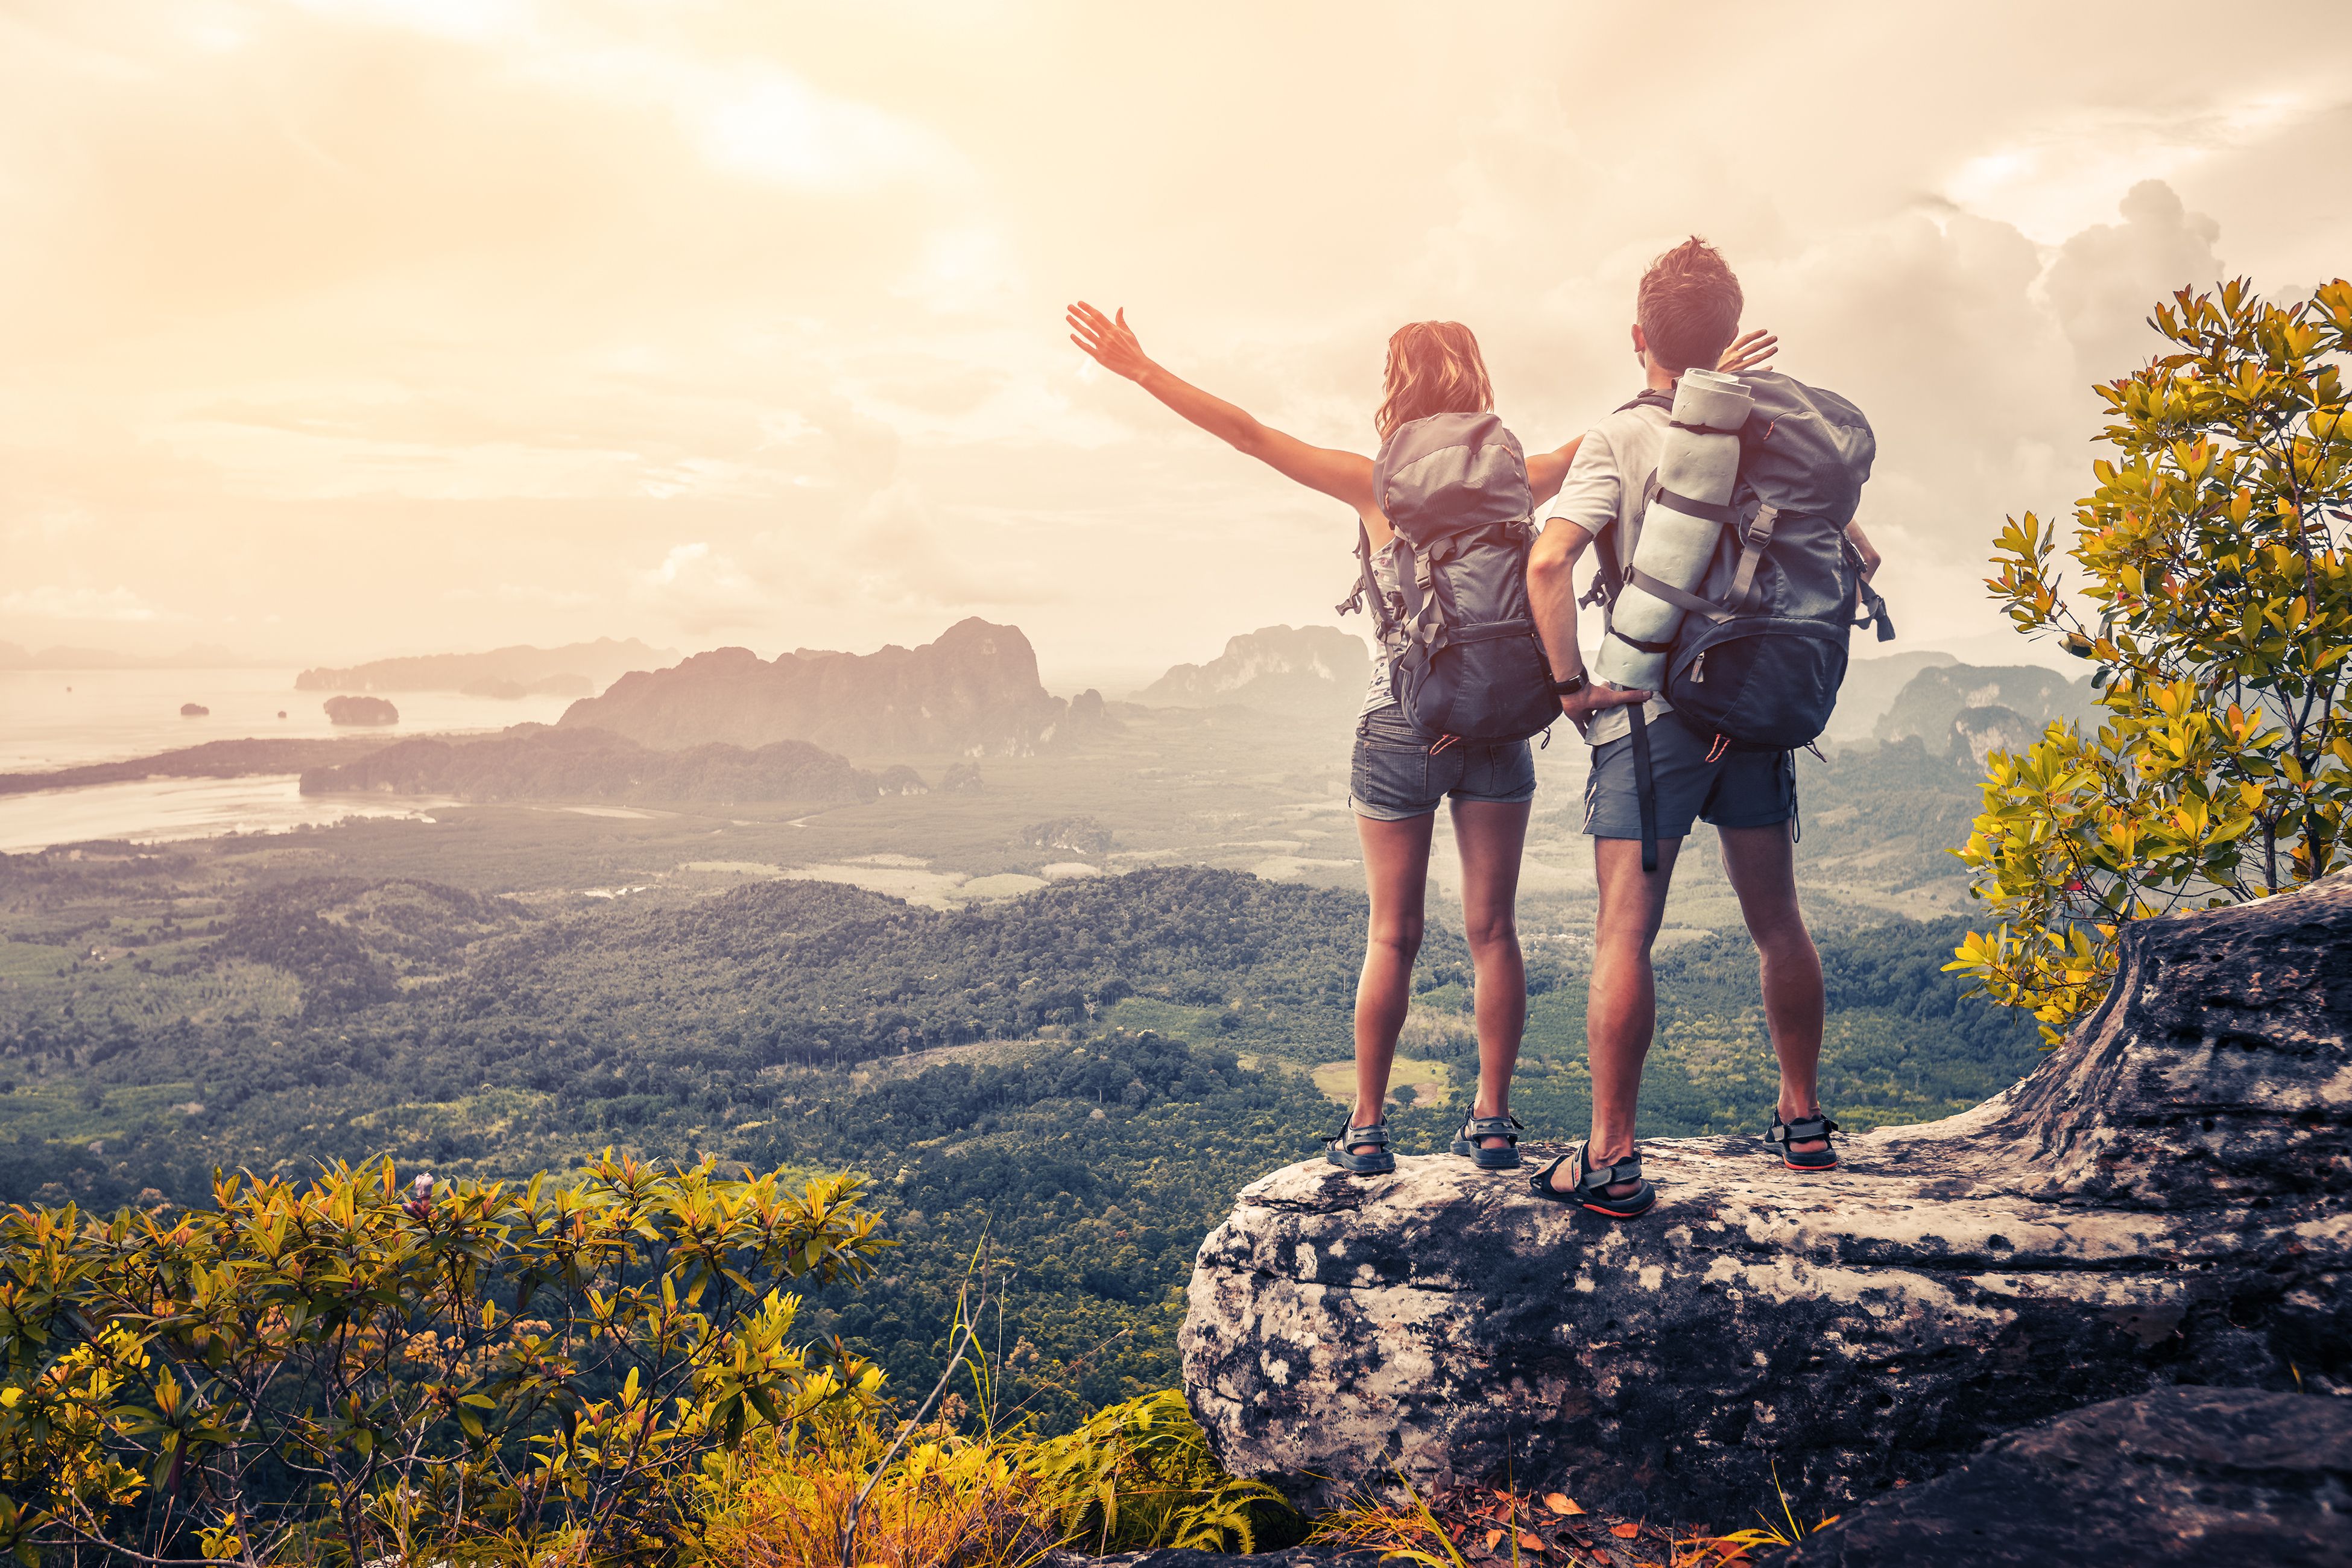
[1842,533,1898,642]
[1605,388,1680,874]
[1590,390,1684,621]
[1628,705,1661,873]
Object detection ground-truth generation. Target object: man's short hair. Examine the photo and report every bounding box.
[1637,237,1742,372]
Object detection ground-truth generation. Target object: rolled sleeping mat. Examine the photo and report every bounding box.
[1593,369,1753,689]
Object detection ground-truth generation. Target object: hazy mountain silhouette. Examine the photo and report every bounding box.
[1137,625,1370,715]
[294,638,675,695]
[555,619,1101,757]
[1876,663,2101,762]
[1826,649,1958,742]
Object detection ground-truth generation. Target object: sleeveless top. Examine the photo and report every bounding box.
[1359,537,1404,715]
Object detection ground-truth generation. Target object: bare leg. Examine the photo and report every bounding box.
[1450,797,1532,1146]
[1718,823,1828,1155]
[1547,834,1681,1195]
[1351,811,1435,1146]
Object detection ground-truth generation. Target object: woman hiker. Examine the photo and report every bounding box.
[1065,303,1775,1176]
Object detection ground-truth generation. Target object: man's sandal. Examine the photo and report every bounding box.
[1766,1113,1840,1171]
[1528,1143,1656,1219]
[1323,1120,1396,1175]
[1451,1112,1525,1170]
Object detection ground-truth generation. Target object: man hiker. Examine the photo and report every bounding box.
[1523,236,1885,1218]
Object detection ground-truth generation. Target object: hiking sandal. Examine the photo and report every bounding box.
[1323,1120,1396,1175]
[1528,1143,1656,1219]
[1766,1112,1840,1171]
[1450,1113,1525,1170]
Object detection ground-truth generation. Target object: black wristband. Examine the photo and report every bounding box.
[1552,672,1589,698]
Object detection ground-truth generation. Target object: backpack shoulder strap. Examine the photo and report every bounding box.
[1578,466,1658,620]
[1577,394,1672,619]
[1338,517,1400,640]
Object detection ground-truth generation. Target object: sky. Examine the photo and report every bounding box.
[4,0,2350,690]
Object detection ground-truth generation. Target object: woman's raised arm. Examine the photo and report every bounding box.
[1067,301,1376,514]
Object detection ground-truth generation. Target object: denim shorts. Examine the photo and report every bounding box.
[1349,704,1538,821]
[1582,711,1795,839]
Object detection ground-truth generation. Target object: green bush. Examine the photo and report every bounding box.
[0,1152,889,1566]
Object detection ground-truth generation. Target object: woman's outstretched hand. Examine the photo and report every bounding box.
[1717,329,1779,375]
[1067,302,1154,382]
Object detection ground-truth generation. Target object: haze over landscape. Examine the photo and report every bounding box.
[4,5,2350,1563]
[5,0,2350,682]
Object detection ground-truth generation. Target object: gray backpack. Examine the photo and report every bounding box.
[1338,412,1561,743]
[1586,373,1895,866]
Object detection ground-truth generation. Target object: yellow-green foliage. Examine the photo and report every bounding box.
[699,1387,1298,1566]
[0,1152,890,1566]
[1021,1388,1294,1555]
[697,1399,1044,1568]
[1953,278,2352,1043]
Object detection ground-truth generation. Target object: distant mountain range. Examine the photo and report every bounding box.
[1876,662,2102,767]
[1827,650,1958,742]
[1136,625,1371,715]
[295,638,675,696]
[299,725,882,806]
[557,619,1109,758]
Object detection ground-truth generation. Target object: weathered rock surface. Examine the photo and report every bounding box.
[1780,1386,2352,1565]
[1181,872,2352,1522]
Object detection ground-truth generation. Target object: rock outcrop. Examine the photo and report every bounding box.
[323,694,400,726]
[557,619,1071,756]
[1181,873,2352,1522]
[1780,1386,2352,1566]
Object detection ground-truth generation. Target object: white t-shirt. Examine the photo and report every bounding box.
[1544,400,1676,748]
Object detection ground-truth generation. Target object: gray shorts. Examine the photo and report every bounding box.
[1582,713,1794,839]
[1350,704,1537,821]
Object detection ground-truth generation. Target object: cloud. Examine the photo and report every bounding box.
[838,482,1060,609]
[0,584,163,622]
[0,0,2340,672]
[2043,180,2225,383]
[631,542,771,634]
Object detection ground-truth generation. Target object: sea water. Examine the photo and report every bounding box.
[0,668,577,772]
[0,668,558,853]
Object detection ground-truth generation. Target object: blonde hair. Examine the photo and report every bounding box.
[1374,320,1494,440]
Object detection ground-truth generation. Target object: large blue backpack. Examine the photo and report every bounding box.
[1339,412,1560,744]
[1585,371,1897,867]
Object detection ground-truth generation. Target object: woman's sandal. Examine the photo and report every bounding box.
[1528,1142,1657,1219]
[1766,1112,1841,1171]
[1451,1113,1525,1170]
[1323,1119,1396,1175]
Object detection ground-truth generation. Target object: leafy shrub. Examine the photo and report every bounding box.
[1023,1388,1297,1555]
[0,1152,888,1565]
[1955,277,2352,1041]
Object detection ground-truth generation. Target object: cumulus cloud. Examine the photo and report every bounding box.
[838,482,1060,609]
[2043,180,2225,384]
[632,542,771,635]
